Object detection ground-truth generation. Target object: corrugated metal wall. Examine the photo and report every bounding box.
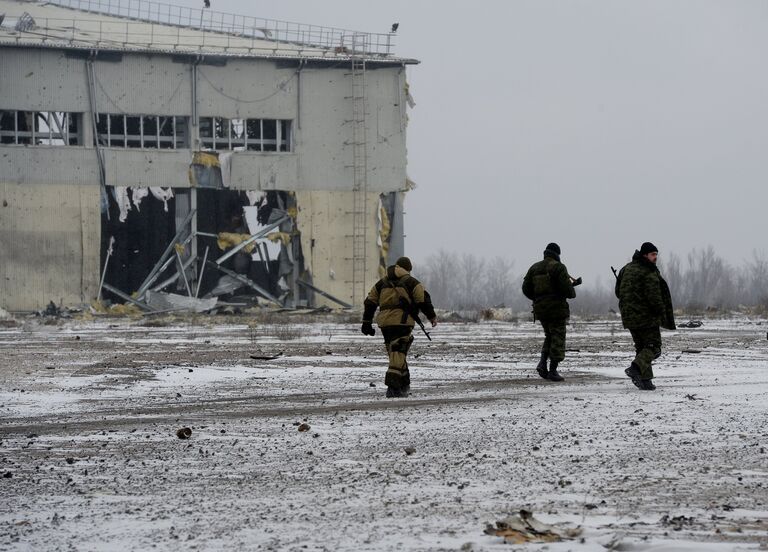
[295,190,382,307]
[0,183,100,311]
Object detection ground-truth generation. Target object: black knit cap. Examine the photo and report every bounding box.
[396,257,413,272]
[545,242,561,255]
[640,242,659,255]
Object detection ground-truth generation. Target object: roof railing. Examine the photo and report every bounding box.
[42,0,394,55]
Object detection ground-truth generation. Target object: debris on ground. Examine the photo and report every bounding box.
[685,393,705,401]
[250,353,283,361]
[0,307,18,328]
[297,423,311,432]
[682,349,702,354]
[176,427,192,439]
[90,301,144,317]
[660,514,696,531]
[43,301,61,317]
[37,301,82,319]
[145,291,218,314]
[484,510,582,544]
[441,311,470,323]
[404,446,416,455]
[679,320,704,328]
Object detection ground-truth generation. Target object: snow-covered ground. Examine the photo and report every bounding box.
[0,315,767,551]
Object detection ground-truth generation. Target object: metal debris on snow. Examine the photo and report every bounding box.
[484,510,582,544]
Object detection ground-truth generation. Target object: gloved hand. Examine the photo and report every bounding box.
[361,321,376,336]
[571,277,583,287]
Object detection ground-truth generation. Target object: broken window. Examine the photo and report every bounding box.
[95,114,188,149]
[0,110,81,146]
[200,117,292,152]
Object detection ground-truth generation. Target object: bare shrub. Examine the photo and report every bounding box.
[417,246,768,317]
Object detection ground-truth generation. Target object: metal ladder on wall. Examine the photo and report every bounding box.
[348,34,369,303]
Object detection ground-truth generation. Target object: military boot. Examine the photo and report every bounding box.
[386,386,403,398]
[624,363,643,389]
[639,379,656,391]
[536,352,549,380]
[548,361,564,382]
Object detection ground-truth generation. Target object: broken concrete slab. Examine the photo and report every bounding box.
[145,291,218,314]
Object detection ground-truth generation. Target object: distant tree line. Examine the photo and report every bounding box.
[415,247,768,315]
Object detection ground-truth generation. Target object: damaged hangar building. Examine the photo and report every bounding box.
[0,0,417,311]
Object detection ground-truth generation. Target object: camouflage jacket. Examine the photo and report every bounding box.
[363,265,436,328]
[615,251,676,330]
[522,252,576,321]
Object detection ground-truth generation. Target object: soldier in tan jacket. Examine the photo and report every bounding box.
[361,257,437,398]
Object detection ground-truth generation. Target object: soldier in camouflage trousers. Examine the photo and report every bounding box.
[615,242,676,391]
[361,257,437,398]
[522,243,581,382]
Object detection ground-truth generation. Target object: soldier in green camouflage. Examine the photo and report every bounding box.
[522,243,581,381]
[615,242,676,391]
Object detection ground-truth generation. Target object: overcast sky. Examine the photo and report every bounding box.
[182,0,767,283]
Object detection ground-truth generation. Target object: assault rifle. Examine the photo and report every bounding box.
[399,297,432,341]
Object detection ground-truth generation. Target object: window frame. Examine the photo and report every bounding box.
[199,117,293,153]
[96,113,188,150]
[0,110,82,146]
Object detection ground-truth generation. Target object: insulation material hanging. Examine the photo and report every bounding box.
[377,194,395,278]
[188,151,223,189]
[246,190,265,206]
[219,151,234,188]
[150,187,174,212]
[266,231,291,246]
[243,205,282,260]
[216,232,257,254]
[113,186,131,222]
[130,187,149,211]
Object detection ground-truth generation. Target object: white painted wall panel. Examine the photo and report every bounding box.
[195,59,297,119]
[0,47,90,112]
[103,148,190,188]
[92,55,192,116]
[0,183,100,311]
[0,147,100,185]
[229,154,298,190]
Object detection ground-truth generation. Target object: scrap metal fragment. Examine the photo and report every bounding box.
[145,291,218,314]
[135,209,197,299]
[215,215,289,265]
[206,260,282,306]
[102,283,156,312]
[484,510,582,544]
[296,279,352,308]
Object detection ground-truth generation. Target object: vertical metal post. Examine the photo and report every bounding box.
[191,187,198,286]
[191,60,199,149]
[195,246,209,298]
